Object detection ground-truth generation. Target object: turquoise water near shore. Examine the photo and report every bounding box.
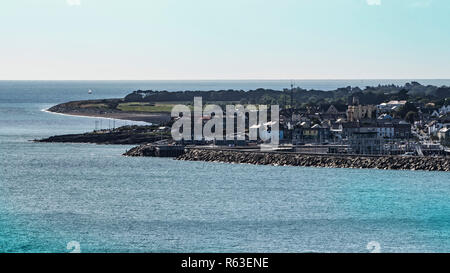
[1,80,450,253]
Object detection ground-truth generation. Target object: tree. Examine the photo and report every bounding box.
[394,89,409,100]
[239,98,248,105]
[124,92,144,102]
[397,102,418,119]
[435,87,450,99]
[405,111,418,124]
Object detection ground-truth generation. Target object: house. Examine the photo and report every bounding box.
[348,131,384,155]
[248,121,282,143]
[376,123,395,138]
[292,114,310,124]
[339,120,411,140]
[378,114,393,120]
[439,105,450,115]
[339,122,360,138]
[377,100,407,113]
[427,120,450,136]
[367,120,411,139]
[438,127,450,145]
[393,121,412,139]
[319,105,347,120]
[347,105,377,121]
[292,113,303,123]
[326,105,339,115]
[292,125,331,144]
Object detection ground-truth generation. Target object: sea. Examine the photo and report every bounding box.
[1,80,450,253]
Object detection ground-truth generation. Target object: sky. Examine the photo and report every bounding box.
[0,0,449,80]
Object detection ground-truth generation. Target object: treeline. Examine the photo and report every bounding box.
[124,82,450,109]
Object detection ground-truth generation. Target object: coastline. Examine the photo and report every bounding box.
[41,107,170,124]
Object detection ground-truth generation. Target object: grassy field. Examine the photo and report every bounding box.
[78,100,241,113]
[117,102,180,113]
[80,103,108,109]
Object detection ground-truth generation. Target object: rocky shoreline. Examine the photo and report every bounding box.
[124,144,185,157]
[176,149,450,172]
[35,125,170,145]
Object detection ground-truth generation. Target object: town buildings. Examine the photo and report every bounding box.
[438,127,450,145]
[377,100,407,113]
[347,105,377,122]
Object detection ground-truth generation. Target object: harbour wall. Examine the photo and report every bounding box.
[176,148,450,172]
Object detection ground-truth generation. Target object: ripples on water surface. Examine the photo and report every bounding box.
[1,80,450,253]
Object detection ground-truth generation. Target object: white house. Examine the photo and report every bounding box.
[377,125,395,138]
[377,100,407,113]
[431,110,440,118]
[439,105,450,115]
[428,121,450,135]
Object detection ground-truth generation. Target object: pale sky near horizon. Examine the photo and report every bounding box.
[1,0,449,80]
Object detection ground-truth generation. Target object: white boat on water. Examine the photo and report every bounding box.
[88,89,93,94]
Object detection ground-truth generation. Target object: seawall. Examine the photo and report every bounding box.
[125,144,185,157]
[176,149,450,172]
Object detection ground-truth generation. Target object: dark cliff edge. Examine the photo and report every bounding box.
[35,126,170,145]
[48,99,123,114]
[175,149,450,172]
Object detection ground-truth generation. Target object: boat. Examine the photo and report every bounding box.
[88,89,93,94]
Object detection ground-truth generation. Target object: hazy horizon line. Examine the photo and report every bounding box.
[1,78,450,82]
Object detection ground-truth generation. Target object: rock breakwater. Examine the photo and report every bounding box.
[36,125,170,145]
[177,149,450,172]
[125,144,185,157]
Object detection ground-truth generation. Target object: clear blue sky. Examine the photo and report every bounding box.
[1,0,449,80]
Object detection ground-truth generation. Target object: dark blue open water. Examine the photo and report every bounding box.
[1,80,450,253]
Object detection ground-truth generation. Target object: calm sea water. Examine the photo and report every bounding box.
[1,80,450,253]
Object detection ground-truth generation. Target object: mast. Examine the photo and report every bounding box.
[290,81,295,129]
[290,81,294,110]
